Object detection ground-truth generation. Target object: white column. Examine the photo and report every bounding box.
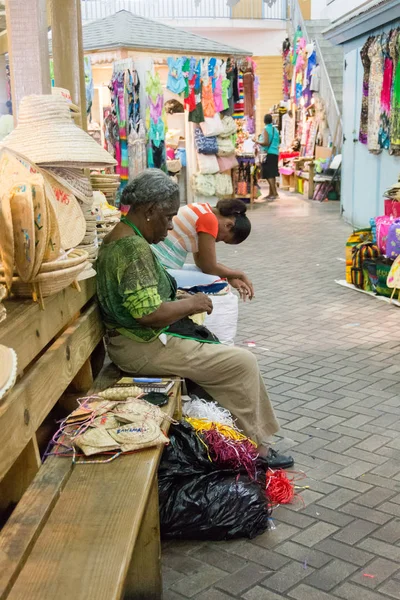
[6,0,51,121]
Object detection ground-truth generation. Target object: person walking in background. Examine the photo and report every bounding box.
[257,114,280,200]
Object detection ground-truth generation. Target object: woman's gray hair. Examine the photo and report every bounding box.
[121,169,179,211]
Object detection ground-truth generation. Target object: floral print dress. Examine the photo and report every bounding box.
[367,36,385,154]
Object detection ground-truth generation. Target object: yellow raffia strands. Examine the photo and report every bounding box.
[184,418,257,447]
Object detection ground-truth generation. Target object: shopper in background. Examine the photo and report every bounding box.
[257,113,280,200]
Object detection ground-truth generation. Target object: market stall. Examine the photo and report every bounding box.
[279,31,339,201]
[78,10,256,207]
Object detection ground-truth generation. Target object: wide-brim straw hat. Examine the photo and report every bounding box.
[51,87,80,114]
[0,345,17,402]
[2,95,117,168]
[44,166,93,204]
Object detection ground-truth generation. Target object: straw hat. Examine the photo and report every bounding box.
[43,171,86,250]
[0,345,17,402]
[51,87,80,114]
[44,166,93,204]
[2,95,117,168]
[31,175,49,278]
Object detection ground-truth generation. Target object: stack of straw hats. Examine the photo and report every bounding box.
[91,191,121,246]
[0,92,117,307]
[77,202,100,263]
[90,172,121,205]
[2,95,116,168]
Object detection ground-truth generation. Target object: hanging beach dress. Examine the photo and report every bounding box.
[390,30,400,153]
[367,36,385,154]
[378,33,394,150]
[359,36,374,144]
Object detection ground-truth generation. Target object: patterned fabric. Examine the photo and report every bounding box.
[97,235,176,342]
[152,203,218,269]
[367,36,384,154]
[390,31,400,153]
[359,36,374,145]
[379,34,393,150]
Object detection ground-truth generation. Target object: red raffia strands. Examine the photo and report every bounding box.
[203,427,259,479]
[266,469,306,506]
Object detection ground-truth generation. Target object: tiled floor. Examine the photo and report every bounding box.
[162,193,400,600]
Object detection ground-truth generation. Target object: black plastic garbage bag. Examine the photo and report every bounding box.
[159,422,214,477]
[159,422,271,540]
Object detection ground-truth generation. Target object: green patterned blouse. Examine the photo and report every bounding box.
[96,235,175,342]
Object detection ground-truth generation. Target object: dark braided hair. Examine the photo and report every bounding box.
[216,199,251,244]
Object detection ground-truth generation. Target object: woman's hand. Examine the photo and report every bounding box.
[240,274,255,299]
[190,293,213,315]
[229,278,253,301]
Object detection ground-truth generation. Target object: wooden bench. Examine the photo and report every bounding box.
[0,280,181,600]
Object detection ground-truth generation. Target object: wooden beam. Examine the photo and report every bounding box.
[0,437,41,516]
[0,458,73,600]
[0,302,104,482]
[124,477,162,600]
[0,278,96,378]
[50,0,87,128]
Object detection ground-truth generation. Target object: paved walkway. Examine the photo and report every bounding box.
[163,194,400,600]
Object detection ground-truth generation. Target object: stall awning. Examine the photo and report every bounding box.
[81,9,252,56]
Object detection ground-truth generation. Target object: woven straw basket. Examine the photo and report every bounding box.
[40,249,89,273]
[0,261,88,299]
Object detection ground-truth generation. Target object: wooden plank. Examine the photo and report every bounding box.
[0,438,41,517]
[70,358,94,393]
[124,477,161,600]
[6,393,177,600]
[0,302,104,482]
[0,278,96,375]
[0,458,73,600]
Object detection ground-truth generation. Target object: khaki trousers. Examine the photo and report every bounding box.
[107,334,279,446]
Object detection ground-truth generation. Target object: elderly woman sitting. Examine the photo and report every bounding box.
[96,170,292,467]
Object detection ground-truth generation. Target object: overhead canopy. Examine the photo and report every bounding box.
[81,9,252,56]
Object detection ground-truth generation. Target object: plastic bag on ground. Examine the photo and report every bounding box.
[158,423,271,541]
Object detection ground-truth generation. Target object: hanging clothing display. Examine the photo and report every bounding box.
[146,70,167,171]
[303,48,317,106]
[367,35,384,154]
[357,28,400,154]
[107,64,143,191]
[390,30,400,153]
[378,33,393,150]
[359,36,374,144]
[167,57,186,95]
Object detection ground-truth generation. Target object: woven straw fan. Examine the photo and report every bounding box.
[43,195,61,262]
[31,176,49,278]
[10,183,36,282]
[43,172,86,250]
[0,186,14,293]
